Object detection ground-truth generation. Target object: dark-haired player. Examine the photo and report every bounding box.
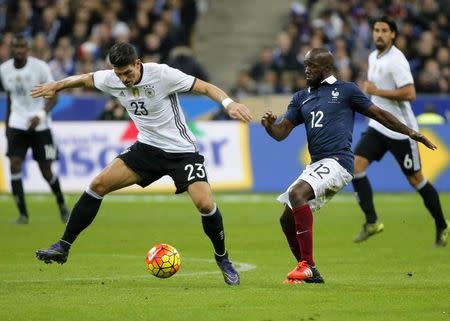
[352,16,449,246]
[261,48,437,284]
[31,42,252,285]
[0,34,69,224]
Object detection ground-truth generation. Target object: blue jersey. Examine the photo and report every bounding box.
[284,76,372,174]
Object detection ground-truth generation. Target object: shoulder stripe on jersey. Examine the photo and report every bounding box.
[169,94,197,151]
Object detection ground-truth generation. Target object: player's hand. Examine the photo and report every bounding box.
[409,130,437,150]
[261,111,277,128]
[225,102,252,123]
[27,116,40,131]
[31,82,58,99]
[363,81,378,95]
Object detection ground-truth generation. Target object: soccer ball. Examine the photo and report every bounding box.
[145,243,181,278]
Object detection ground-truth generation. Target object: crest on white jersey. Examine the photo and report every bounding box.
[144,85,155,98]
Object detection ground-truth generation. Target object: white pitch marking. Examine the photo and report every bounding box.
[0,258,256,284]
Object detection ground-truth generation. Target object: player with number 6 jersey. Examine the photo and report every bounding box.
[31,42,252,286]
[352,16,448,246]
[261,48,437,285]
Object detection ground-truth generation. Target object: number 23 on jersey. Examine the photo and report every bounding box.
[131,101,148,116]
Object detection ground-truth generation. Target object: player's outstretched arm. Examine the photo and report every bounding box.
[261,111,294,141]
[363,105,437,150]
[191,79,252,123]
[364,81,416,101]
[30,73,95,99]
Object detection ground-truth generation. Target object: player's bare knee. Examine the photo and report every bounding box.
[89,176,110,196]
[407,172,424,188]
[9,159,22,173]
[288,186,308,207]
[354,156,368,174]
[195,199,215,214]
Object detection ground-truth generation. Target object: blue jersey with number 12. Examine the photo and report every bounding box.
[284,78,372,174]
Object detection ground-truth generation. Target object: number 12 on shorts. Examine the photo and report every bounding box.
[310,163,330,179]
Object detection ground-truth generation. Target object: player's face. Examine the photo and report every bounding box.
[304,55,323,87]
[11,41,28,62]
[113,59,141,87]
[372,22,395,51]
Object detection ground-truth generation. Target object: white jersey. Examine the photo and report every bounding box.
[367,45,418,140]
[0,57,54,131]
[93,63,197,153]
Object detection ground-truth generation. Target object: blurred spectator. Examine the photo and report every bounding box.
[48,37,75,80]
[416,104,446,125]
[32,5,63,47]
[229,69,256,100]
[167,46,209,81]
[250,46,276,83]
[417,59,445,93]
[31,33,51,61]
[256,70,279,95]
[97,98,129,121]
[272,31,297,71]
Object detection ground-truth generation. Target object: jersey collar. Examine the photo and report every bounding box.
[308,75,337,92]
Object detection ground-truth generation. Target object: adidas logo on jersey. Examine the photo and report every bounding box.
[119,91,126,97]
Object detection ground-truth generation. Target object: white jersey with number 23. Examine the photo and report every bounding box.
[93,63,198,153]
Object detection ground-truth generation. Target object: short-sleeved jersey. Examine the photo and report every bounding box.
[0,57,54,131]
[367,45,418,140]
[285,76,372,174]
[93,63,197,153]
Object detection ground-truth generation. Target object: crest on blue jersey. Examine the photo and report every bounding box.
[329,88,340,103]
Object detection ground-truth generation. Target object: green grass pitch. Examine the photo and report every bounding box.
[0,193,449,321]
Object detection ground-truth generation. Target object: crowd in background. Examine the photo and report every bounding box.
[231,0,450,100]
[0,0,449,120]
[0,0,203,84]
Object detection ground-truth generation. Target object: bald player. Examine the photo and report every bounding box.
[261,48,436,284]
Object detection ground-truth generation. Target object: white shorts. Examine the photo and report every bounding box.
[277,158,353,212]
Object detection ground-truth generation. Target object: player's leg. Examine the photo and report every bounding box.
[390,137,448,246]
[187,181,240,285]
[279,205,302,261]
[9,156,28,223]
[281,179,324,284]
[6,128,29,223]
[288,179,315,265]
[35,158,141,264]
[352,128,386,242]
[187,182,225,255]
[170,151,239,285]
[32,129,69,222]
[279,158,352,284]
[37,160,69,223]
[407,171,448,246]
[406,171,448,247]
